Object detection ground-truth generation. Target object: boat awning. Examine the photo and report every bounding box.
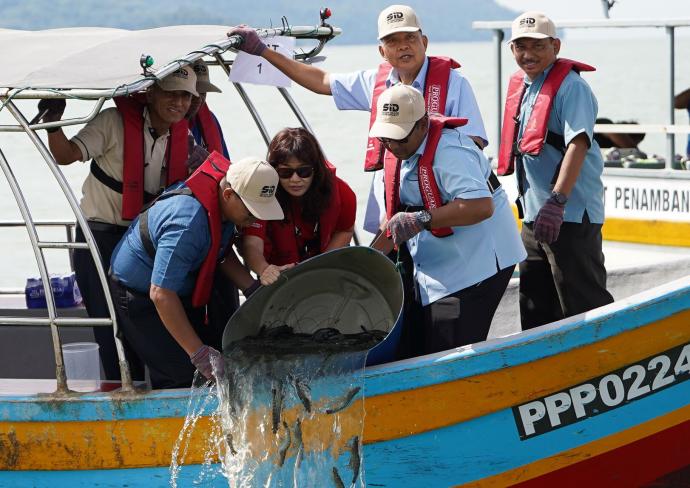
[0,25,231,90]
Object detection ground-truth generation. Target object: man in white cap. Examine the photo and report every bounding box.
[227,4,487,235]
[109,153,283,388]
[188,60,230,159]
[369,84,525,356]
[496,11,613,330]
[35,67,199,381]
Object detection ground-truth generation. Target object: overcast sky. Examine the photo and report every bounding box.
[495,0,690,37]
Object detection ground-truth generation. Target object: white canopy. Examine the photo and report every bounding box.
[0,25,234,90]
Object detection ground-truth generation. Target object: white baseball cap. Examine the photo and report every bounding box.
[377,5,421,40]
[192,60,222,94]
[510,11,557,42]
[225,157,284,221]
[156,67,199,97]
[369,84,425,140]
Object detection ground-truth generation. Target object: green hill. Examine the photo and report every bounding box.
[0,0,517,43]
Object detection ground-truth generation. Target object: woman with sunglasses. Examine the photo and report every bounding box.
[243,127,356,285]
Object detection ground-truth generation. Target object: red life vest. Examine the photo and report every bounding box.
[385,116,468,238]
[193,102,224,154]
[364,56,461,172]
[497,58,596,176]
[183,151,230,307]
[262,173,343,265]
[114,95,190,220]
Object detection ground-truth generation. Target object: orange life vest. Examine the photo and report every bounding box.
[497,58,596,176]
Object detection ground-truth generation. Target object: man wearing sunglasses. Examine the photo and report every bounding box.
[369,85,526,356]
[109,155,283,388]
[227,4,487,236]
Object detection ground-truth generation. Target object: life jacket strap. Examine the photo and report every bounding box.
[90,160,158,203]
[137,188,193,260]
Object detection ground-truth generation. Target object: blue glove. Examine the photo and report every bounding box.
[533,197,565,244]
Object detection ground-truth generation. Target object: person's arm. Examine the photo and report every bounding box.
[325,228,354,251]
[149,284,203,356]
[242,234,294,285]
[552,132,589,197]
[228,26,332,95]
[427,197,493,228]
[47,131,83,165]
[218,248,256,292]
[674,88,690,109]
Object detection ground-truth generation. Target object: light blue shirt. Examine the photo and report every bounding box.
[399,129,526,306]
[111,182,235,295]
[516,64,605,224]
[330,56,489,234]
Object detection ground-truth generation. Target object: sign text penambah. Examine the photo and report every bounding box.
[513,342,690,439]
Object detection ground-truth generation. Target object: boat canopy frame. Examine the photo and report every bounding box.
[0,21,341,393]
[472,18,690,175]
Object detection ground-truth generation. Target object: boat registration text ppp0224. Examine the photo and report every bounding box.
[513,342,690,439]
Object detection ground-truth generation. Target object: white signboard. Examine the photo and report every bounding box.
[229,36,295,88]
[603,175,690,222]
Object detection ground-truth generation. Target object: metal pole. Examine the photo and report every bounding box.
[667,26,676,169]
[495,29,505,156]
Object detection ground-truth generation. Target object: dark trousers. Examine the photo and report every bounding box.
[109,278,227,389]
[421,265,515,354]
[519,215,614,330]
[393,244,426,360]
[74,223,133,380]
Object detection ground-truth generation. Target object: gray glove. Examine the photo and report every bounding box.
[190,345,224,381]
[186,139,210,171]
[227,25,267,56]
[387,211,426,246]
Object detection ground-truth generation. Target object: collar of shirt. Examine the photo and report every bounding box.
[522,61,555,89]
[401,133,429,168]
[143,107,171,141]
[386,56,429,89]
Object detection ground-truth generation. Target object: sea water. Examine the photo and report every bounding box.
[1,37,690,287]
[170,326,386,487]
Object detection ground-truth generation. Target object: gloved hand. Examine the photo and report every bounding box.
[190,345,224,381]
[185,139,209,170]
[227,25,267,56]
[386,211,426,246]
[533,197,565,244]
[37,99,66,123]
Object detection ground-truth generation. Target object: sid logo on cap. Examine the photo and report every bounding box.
[382,103,400,115]
[520,17,536,26]
[260,185,276,198]
[193,64,208,74]
[386,11,404,23]
[175,68,190,78]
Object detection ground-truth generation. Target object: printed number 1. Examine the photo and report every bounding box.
[257,63,262,74]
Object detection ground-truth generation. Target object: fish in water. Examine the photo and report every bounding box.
[277,420,291,467]
[332,466,346,488]
[326,386,362,414]
[271,379,285,434]
[293,376,312,412]
[348,436,361,484]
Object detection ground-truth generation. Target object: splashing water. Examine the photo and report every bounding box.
[171,326,385,487]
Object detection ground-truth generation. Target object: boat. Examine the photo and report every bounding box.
[1,12,689,488]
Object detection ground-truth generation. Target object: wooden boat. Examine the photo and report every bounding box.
[1,14,689,488]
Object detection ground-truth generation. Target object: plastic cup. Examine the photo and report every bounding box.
[62,342,101,392]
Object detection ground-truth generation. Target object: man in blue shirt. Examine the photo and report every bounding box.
[110,156,283,388]
[369,84,526,355]
[505,12,613,330]
[227,4,487,234]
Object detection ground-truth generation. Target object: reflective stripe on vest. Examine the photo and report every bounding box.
[364,56,461,172]
[385,116,468,238]
[194,103,224,155]
[114,95,190,220]
[496,58,596,176]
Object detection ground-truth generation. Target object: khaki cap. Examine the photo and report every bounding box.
[192,60,222,94]
[377,4,421,40]
[369,84,425,140]
[510,11,557,42]
[156,67,198,97]
[225,157,284,221]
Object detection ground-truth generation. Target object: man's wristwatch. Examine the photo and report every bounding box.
[417,209,433,230]
[550,191,568,205]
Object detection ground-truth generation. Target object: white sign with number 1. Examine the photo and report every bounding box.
[229,36,295,88]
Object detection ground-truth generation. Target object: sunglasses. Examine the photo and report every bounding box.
[376,118,422,146]
[276,166,314,179]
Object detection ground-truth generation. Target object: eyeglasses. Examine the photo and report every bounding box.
[376,118,422,146]
[276,166,314,179]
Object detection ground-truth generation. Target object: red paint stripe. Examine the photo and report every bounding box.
[513,419,690,487]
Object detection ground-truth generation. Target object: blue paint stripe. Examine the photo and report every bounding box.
[364,379,690,486]
[364,282,690,395]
